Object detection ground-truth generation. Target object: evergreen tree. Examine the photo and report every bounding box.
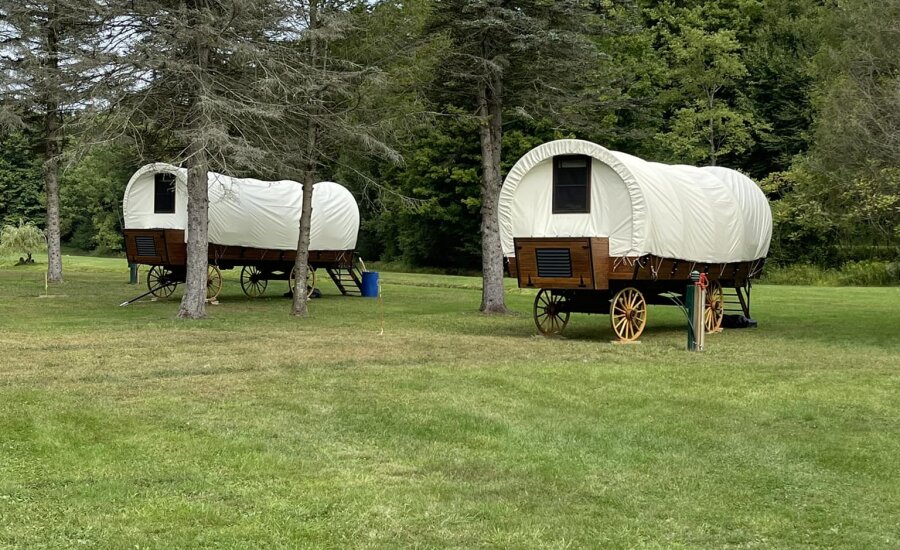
[0,131,44,225]
[103,0,298,318]
[250,0,401,317]
[427,0,607,313]
[742,0,822,177]
[0,0,106,283]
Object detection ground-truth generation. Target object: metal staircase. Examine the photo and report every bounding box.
[326,265,363,296]
[722,283,757,328]
[723,286,747,316]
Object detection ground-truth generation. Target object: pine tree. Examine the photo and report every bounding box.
[101,0,296,319]
[96,0,398,318]
[427,0,607,314]
[254,0,401,317]
[0,0,106,283]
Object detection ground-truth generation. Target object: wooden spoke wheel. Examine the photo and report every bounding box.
[206,265,223,301]
[533,289,570,336]
[610,287,647,342]
[147,266,178,298]
[704,280,724,333]
[240,265,268,298]
[289,265,317,299]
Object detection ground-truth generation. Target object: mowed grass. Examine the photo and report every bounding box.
[0,256,898,549]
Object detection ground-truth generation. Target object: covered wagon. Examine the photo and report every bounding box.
[123,163,363,300]
[500,139,772,341]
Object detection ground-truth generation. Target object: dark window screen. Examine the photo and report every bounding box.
[536,248,573,278]
[552,155,591,214]
[154,173,176,214]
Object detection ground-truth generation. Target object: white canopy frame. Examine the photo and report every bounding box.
[499,140,772,264]
[123,163,360,251]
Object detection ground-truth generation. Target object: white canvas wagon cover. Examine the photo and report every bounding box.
[123,163,359,251]
[499,140,772,263]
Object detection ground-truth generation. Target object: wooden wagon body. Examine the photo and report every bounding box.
[500,140,772,341]
[123,164,363,300]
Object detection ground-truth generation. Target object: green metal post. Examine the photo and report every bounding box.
[129,262,138,285]
[686,283,696,350]
[687,270,702,351]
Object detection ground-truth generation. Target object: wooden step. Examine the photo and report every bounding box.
[722,286,750,316]
[326,266,363,296]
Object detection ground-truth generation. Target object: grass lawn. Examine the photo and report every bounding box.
[1,255,898,548]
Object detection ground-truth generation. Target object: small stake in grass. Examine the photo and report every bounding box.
[37,271,64,299]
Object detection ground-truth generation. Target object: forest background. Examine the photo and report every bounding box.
[1,0,897,281]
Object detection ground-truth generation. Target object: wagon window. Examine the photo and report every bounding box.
[154,173,176,214]
[552,155,591,214]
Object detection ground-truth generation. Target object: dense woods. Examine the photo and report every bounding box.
[2,0,898,280]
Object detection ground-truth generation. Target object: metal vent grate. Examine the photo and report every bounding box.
[536,248,572,278]
[135,236,157,257]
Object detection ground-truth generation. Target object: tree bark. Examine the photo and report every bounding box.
[477,81,508,314]
[43,1,63,283]
[42,142,63,283]
[291,165,315,317]
[177,33,210,319]
[291,0,319,318]
[178,140,210,319]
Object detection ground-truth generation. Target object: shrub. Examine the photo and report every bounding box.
[762,261,900,287]
[0,219,46,263]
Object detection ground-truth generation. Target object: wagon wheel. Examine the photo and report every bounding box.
[206,265,223,301]
[289,265,317,299]
[147,266,178,298]
[240,265,268,298]
[533,289,570,336]
[704,280,724,333]
[610,287,647,342]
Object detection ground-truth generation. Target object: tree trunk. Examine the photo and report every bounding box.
[177,35,210,320]
[43,1,63,283]
[477,81,507,314]
[291,0,319,318]
[291,166,315,317]
[177,141,210,319]
[42,146,63,283]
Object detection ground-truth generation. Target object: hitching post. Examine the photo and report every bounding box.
[687,270,706,352]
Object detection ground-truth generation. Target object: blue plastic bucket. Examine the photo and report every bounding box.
[361,271,380,298]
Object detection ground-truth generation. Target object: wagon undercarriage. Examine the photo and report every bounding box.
[513,237,762,342]
[125,228,363,302]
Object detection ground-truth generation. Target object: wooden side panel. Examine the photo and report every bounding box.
[730,262,749,280]
[164,230,186,265]
[308,250,355,266]
[605,255,762,283]
[507,256,518,278]
[124,229,168,265]
[514,238,593,289]
[657,258,693,281]
[608,256,640,280]
[279,250,356,267]
[123,228,187,266]
[238,248,275,261]
[125,230,357,270]
[209,244,242,262]
[590,238,609,290]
